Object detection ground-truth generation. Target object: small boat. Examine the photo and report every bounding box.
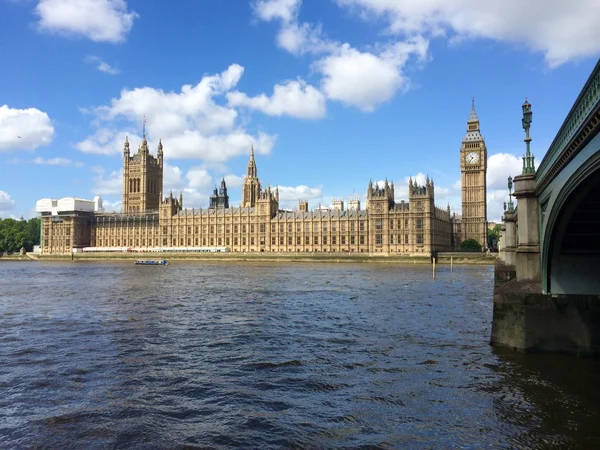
[134,259,168,265]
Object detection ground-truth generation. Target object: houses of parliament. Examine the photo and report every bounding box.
[38,103,488,255]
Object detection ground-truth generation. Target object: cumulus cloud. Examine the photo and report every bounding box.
[85,55,120,75]
[227,79,326,119]
[90,165,122,196]
[0,105,54,151]
[77,64,277,161]
[335,0,600,67]
[0,191,17,215]
[315,38,428,111]
[35,0,138,43]
[101,199,122,212]
[253,0,429,111]
[275,184,323,209]
[487,152,523,190]
[33,156,83,167]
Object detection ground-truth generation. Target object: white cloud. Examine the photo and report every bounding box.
[0,105,54,151]
[335,0,600,67]
[253,0,300,23]
[101,199,122,212]
[276,184,323,209]
[85,55,119,75]
[224,174,244,189]
[487,189,510,223]
[487,153,522,190]
[315,38,428,111]
[35,0,138,43]
[253,1,429,111]
[0,191,17,214]
[227,79,326,119]
[77,65,277,161]
[33,156,83,167]
[90,165,122,196]
[186,167,213,191]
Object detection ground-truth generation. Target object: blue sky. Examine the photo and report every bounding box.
[1,0,598,222]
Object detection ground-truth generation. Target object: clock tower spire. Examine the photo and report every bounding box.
[459,98,488,248]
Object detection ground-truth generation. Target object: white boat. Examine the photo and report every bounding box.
[134,260,168,265]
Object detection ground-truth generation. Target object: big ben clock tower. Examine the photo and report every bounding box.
[460,99,488,247]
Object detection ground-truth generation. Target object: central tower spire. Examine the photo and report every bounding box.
[242,144,261,207]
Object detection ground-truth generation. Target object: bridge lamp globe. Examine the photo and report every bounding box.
[522,99,532,130]
[508,175,513,193]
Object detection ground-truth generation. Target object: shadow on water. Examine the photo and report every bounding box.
[487,346,600,449]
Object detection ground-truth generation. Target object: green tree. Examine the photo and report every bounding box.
[460,239,482,252]
[0,217,41,252]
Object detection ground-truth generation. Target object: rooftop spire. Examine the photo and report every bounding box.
[142,114,147,140]
[247,144,257,178]
[468,97,479,123]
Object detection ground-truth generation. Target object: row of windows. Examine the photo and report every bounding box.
[93,234,436,248]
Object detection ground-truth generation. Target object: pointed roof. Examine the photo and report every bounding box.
[468,97,479,123]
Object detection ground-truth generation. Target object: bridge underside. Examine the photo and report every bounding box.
[548,168,600,295]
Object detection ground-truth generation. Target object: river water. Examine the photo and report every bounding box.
[1,261,599,449]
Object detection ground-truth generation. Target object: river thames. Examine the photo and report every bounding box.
[1,261,599,449]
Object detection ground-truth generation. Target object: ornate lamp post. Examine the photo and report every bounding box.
[507,175,515,211]
[521,98,535,174]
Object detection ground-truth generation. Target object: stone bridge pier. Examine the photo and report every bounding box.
[492,61,600,357]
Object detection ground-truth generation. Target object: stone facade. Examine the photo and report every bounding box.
[41,136,456,255]
[459,100,488,247]
[122,130,163,213]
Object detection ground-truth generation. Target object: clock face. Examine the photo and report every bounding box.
[466,152,480,164]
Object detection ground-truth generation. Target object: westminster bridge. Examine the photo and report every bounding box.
[493,59,600,356]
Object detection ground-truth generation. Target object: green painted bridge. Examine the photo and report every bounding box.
[494,60,600,356]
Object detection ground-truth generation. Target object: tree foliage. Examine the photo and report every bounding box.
[459,238,482,252]
[0,218,40,253]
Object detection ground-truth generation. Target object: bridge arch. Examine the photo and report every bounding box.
[543,152,600,294]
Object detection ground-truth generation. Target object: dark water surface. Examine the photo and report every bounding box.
[1,261,600,449]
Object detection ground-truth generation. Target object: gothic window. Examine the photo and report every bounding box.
[305,236,309,245]
[297,223,301,232]
[187,226,191,234]
[341,236,346,245]
[332,236,337,245]
[250,224,255,233]
[234,225,239,233]
[288,223,292,233]
[376,234,382,245]
[417,234,423,245]
[226,237,230,245]
[375,219,382,230]
[242,237,246,245]
[250,237,254,245]
[359,221,365,231]
[390,235,394,244]
[314,236,319,245]
[210,225,214,234]
[271,223,276,233]
[234,237,238,245]
[323,236,327,245]
[210,238,214,245]
[376,203,382,212]
[322,223,327,232]
[416,218,423,230]
[260,223,266,233]
[296,237,301,245]
[405,235,409,244]
[242,224,246,233]
[341,223,346,232]
[279,237,283,245]
[260,237,264,245]
[279,224,284,232]
[273,237,277,245]
[332,223,337,232]
[389,220,394,230]
[360,236,365,245]
[218,238,222,245]
[350,236,355,245]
